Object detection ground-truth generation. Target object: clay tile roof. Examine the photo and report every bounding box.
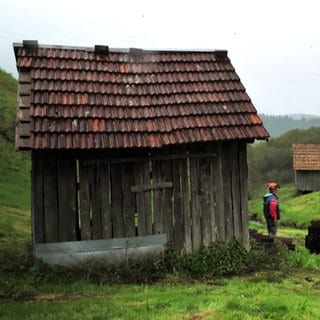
[14,41,269,150]
[292,144,320,170]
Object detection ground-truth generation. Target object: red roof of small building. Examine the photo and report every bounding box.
[292,144,320,170]
[14,41,269,149]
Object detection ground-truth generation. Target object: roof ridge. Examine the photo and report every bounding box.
[13,41,227,55]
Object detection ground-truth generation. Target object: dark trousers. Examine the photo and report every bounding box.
[266,217,277,236]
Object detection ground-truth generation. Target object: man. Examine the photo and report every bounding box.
[263,182,280,237]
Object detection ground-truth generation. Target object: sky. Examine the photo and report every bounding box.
[1,0,319,116]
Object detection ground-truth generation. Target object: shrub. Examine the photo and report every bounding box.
[1,238,298,285]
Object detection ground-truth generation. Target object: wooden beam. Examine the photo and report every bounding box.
[87,152,217,165]
[18,95,31,107]
[15,136,30,150]
[131,182,172,193]
[17,122,31,136]
[18,83,31,96]
[19,71,31,83]
[17,108,30,121]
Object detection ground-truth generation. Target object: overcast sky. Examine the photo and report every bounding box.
[1,0,319,116]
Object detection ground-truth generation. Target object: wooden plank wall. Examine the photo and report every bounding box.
[32,141,249,252]
[32,151,78,244]
[295,170,320,192]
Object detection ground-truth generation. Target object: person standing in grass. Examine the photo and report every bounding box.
[263,182,281,237]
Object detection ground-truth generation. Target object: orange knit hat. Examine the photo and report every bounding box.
[267,182,280,189]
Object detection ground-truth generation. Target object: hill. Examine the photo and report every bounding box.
[0,68,30,210]
[260,114,320,137]
[248,126,320,194]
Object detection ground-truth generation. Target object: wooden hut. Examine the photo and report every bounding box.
[292,144,320,192]
[13,40,269,263]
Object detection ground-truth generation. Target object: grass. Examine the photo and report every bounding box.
[0,138,30,211]
[2,270,320,319]
[249,184,320,229]
[2,161,320,318]
[2,209,320,319]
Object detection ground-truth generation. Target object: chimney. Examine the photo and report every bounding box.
[94,45,109,55]
[22,40,38,51]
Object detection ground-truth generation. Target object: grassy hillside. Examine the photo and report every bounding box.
[249,183,320,230]
[0,69,30,211]
[0,69,16,143]
[0,69,31,272]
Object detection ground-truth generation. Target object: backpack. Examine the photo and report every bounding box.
[263,193,273,219]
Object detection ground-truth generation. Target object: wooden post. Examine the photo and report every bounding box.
[190,156,201,251]
[43,153,58,243]
[31,151,44,244]
[239,142,249,248]
[111,163,124,238]
[199,157,212,247]
[79,160,92,240]
[121,163,136,237]
[181,158,192,253]
[57,157,78,241]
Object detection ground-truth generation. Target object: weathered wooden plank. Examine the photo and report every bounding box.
[17,122,31,136]
[31,151,44,244]
[152,160,163,235]
[190,157,201,251]
[86,152,217,165]
[239,142,249,248]
[134,161,146,236]
[35,234,168,266]
[18,95,30,107]
[43,154,58,243]
[111,163,124,237]
[199,157,211,247]
[100,163,112,239]
[295,171,320,191]
[207,143,218,242]
[181,158,192,253]
[222,143,234,240]
[172,158,184,251]
[91,164,102,239]
[15,134,30,150]
[79,161,92,240]
[19,71,31,83]
[18,83,31,95]
[122,163,136,237]
[214,142,225,242]
[162,159,174,243]
[230,142,241,240]
[143,161,153,235]
[130,181,173,192]
[17,108,30,121]
[57,157,78,242]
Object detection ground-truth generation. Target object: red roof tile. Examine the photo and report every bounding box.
[14,42,269,149]
[292,144,320,170]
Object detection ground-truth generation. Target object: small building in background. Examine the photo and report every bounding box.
[292,144,320,192]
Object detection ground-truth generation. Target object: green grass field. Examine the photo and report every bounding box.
[2,170,320,319]
[249,184,320,229]
[1,269,320,319]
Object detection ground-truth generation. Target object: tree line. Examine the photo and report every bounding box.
[260,114,320,137]
[0,69,17,143]
[248,126,320,193]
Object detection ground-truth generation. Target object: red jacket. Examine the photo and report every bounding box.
[263,193,280,221]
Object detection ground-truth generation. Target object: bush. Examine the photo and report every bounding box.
[177,239,293,279]
[1,238,298,285]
